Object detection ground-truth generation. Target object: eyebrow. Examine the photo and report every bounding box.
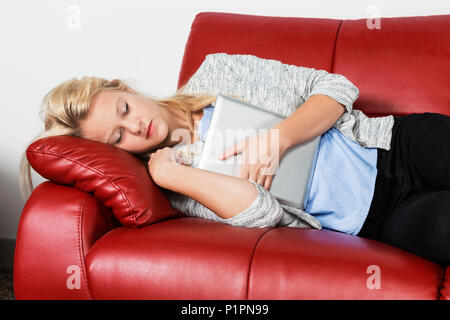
[105,97,120,144]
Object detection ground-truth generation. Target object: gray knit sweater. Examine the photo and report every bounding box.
[166,53,395,230]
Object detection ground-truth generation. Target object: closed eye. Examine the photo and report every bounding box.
[114,102,129,144]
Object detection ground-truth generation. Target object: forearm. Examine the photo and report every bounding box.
[155,162,258,219]
[273,94,346,150]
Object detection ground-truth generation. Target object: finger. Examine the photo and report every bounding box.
[264,176,272,190]
[218,143,239,160]
[248,166,259,183]
[239,164,249,180]
[257,175,265,186]
[218,138,247,160]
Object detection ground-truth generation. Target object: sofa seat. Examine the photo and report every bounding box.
[84,217,444,300]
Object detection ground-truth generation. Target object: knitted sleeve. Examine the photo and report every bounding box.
[164,179,284,228]
[302,69,359,114]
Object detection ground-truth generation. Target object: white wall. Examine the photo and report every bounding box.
[1,0,449,240]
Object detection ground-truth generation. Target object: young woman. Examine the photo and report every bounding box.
[19,60,450,266]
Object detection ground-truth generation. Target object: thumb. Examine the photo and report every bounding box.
[218,142,242,160]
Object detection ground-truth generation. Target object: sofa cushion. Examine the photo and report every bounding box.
[250,228,444,299]
[83,218,444,299]
[26,135,184,228]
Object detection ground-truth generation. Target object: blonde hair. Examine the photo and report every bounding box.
[19,76,229,201]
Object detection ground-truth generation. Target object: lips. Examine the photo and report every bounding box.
[146,120,153,139]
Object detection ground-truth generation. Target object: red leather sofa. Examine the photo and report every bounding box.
[14,12,450,299]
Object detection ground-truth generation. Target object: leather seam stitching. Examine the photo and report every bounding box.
[244,228,273,300]
[78,194,94,299]
[331,20,344,73]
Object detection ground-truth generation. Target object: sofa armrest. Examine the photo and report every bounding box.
[14,181,118,299]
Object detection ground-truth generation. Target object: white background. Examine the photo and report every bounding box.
[1,0,449,240]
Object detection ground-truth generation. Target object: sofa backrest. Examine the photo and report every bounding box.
[334,15,450,116]
[178,12,450,117]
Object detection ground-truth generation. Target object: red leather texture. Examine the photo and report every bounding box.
[334,15,450,117]
[26,135,184,228]
[440,267,450,300]
[249,228,443,299]
[178,12,342,89]
[15,12,450,300]
[85,218,270,300]
[83,220,444,300]
[14,182,115,299]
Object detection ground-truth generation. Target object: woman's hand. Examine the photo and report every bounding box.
[148,147,178,185]
[217,129,289,190]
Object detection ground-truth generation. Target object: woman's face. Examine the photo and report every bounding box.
[79,89,178,154]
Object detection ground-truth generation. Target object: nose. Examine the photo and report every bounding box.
[124,119,145,137]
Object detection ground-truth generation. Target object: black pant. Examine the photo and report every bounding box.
[357,112,450,266]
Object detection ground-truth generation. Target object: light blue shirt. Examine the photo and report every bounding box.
[198,106,378,235]
[198,104,215,142]
[305,127,378,235]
